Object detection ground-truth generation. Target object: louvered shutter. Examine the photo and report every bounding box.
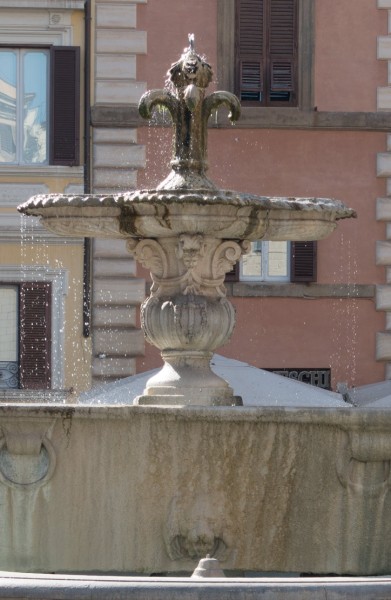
[236,0,298,105]
[268,0,297,103]
[290,241,317,282]
[50,46,80,166]
[236,0,264,102]
[19,282,51,389]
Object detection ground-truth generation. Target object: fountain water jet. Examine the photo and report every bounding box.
[18,37,355,407]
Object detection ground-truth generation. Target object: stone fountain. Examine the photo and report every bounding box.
[19,37,354,408]
[8,38,391,589]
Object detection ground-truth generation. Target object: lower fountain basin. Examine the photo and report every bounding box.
[0,401,390,575]
[18,190,355,241]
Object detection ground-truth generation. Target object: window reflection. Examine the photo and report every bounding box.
[0,49,48,165]
[0,51,17,163]
[0,286,18,362]
[23,52,47,163]
[240,241,290,281]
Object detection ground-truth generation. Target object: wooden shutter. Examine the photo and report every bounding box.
[50,46,80,166]
[235,0,298,105]
[19,282,51,389]
[268,0,297,104]
[290,241,317,282]
[236,0,265,102]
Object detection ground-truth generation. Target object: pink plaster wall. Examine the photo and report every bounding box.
[314,0,387,111]
[136,0,387,388]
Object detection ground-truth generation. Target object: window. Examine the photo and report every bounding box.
[217,0,314,112]
[0,283,51,390]
[0,46,80,166]
[240,241,290,281]
[0,266,67,390]
[235,0,298,106]
[226,240,317,283]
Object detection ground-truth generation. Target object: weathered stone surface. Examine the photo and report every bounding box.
[377,35,391,59]
[96,3,136,28]
[377,87,391,110]
[93,277,145,305]
[0,404,391,575]
[93,326,144,356]
[95,80,146,105]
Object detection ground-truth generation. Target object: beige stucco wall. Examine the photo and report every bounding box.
[0,243,91,394]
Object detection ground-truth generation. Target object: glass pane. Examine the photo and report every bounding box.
[0,286,18,361]
[23,51,48,164]
[241,242,263,278]
[268,241,288,277]
[0,51,17,163]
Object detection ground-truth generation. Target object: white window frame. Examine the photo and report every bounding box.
[0,48,50,166]
[239,241,291,282]
[0,6,83,179]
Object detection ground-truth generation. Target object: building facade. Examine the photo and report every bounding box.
[0,0,390,395]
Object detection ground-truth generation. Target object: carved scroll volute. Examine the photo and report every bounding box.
[127,239,168,294]
[211,240,251,295]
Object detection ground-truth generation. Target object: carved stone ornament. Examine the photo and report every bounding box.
[0,419,56,489]
[165,493,230,562]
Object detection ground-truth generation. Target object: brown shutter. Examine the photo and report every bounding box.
[290,241,317,282]
[236,0,265,101]
[19,282,51,389]
[236,0,298,105]
[50,46,80,166]
[268,0,297,104]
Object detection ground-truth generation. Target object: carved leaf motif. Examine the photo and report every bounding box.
[139,89,178,124]
[203,91,241,123]
[212,240,248,279]
[126,239,168,278]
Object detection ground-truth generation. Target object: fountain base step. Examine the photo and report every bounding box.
[0,573,390,600]
[134,394,243,407]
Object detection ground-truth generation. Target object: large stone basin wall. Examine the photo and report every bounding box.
[0,404,390,575]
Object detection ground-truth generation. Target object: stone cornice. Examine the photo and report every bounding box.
[91,105,391,132]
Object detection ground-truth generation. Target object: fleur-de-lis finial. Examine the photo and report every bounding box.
[138,40,241,190]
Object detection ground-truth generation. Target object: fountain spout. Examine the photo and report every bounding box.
[139,35,241,190]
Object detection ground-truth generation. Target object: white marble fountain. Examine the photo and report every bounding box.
[2,39,390,578]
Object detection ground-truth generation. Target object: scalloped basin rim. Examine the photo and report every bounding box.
[18,190,356,219]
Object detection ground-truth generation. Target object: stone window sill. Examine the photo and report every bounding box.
[225,282,375,299]
[0,166,84,178]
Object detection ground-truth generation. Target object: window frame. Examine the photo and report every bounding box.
[239,240,291,282]
[0,47,50,166]
[0,266,67,390]
[0,43,80,167]
[217,0,314,113]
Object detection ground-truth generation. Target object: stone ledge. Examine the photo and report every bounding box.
[0,574,390,600]
[226,283,375,299]
[91,106,391,131]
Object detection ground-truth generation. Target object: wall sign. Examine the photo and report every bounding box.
[267,368,331,390]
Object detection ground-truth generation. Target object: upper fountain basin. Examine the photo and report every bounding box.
[18,189,355,241]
